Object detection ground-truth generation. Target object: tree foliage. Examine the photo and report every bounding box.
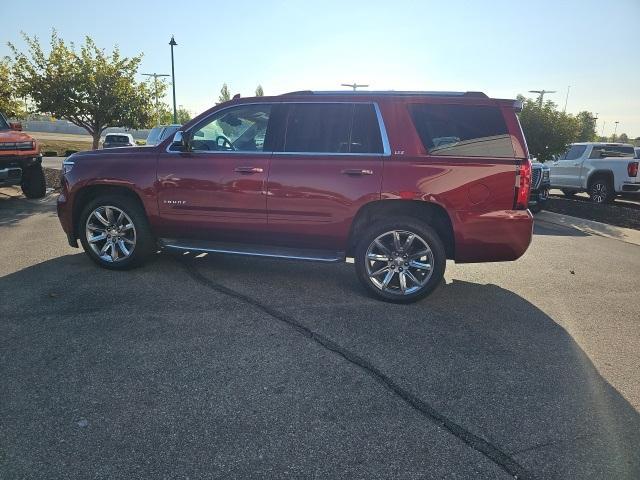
[518,95,587,161]
[9,32,155,149]
[218,83,231,103]
[575,111,597,142]
[0,57,25,118]
[255,84,264,97]
[157,105,192,125]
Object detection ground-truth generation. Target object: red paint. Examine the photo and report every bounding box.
[57,92,533,263]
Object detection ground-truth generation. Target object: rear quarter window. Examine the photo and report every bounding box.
[408,104,514,158]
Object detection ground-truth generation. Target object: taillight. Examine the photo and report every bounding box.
[514,159,532,210]
[628,161,639,177]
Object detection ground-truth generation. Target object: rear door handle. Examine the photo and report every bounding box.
[234,166,264,174]
[341,168,374,176]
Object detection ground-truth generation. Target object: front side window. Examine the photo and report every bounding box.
[190,104,272,152]
[409,104,513,157]
[560,145,587,160]
[282,103,383,154]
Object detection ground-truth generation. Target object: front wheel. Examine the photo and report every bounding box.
[78,194,155,270]
[355,219,446,303]
[21,163,46,199]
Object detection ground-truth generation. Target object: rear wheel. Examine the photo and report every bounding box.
[588,177,614,204]
[355,218,446,303]
[78,194,154,270]
[21,163,46,199]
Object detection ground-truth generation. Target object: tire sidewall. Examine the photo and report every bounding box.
[78,194,154,270]
[589,178,613,204]
[354,218,446,303]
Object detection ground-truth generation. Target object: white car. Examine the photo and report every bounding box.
[549,142,639,203]
[102,133,136,149]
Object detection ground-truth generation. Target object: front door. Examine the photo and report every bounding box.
[156,103,274,242]
[550,144,586,188]
[266,102,385,251]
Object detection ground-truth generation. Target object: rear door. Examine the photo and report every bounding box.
[550,145,587,187]
[266,102,386,251]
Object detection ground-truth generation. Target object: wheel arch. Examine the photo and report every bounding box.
[587,169,614,189]
[347,199,455,259]
[72,184,147,239]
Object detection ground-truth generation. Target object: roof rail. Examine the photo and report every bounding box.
[280,90,488,98]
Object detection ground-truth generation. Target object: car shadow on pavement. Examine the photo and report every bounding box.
[0,190,58,228]
[532,220,589,237]
[1,252,639,479]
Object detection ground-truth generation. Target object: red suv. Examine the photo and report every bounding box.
[57,91,532,302]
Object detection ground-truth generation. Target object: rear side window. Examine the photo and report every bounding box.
[589,145,635,158]
[283,103,383,154]
[408,104,513,157]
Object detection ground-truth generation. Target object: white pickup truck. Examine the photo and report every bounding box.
[549,143,639,203]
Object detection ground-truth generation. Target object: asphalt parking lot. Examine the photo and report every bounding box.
[1,191,639,479]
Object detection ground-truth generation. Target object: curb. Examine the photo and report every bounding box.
[535,211,640,247]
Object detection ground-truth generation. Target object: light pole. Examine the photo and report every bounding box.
[529,90,556,107]
[169,36,178,124]
[563,85,571,113]
[613,121,619,141]
[341,82,369,91]
[142,73,170,126]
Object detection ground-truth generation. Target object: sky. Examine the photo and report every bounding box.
[1,0,639,136]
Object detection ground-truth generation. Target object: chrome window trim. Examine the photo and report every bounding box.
[165,101,391,157]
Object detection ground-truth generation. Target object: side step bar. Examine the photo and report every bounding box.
[159,238,345,263]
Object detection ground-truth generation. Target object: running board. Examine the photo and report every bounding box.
[159,238,345,263]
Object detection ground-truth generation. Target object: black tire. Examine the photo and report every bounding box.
[588,176,614,204]
[78,194,155,270]
[561,189,577,198]
[354,218,446,303]
[20,163,46,199]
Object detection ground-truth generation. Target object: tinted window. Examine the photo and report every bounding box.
[560,145,587,160]
[106,135,130,143]
[284,104,352,153]
[350,104,383,153]
[589,145,635,158]
[408,104,513,157]
[159,125,180,141]
[146,127,162,145]
[190,104,272,152]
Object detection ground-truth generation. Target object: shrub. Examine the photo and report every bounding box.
[43,150,58,157]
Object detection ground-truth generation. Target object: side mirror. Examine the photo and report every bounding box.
[9,122,22,131]
[172,131,191,152]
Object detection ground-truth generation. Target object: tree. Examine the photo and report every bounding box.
[157,105,192,125]
[218,83,231,103]
[618,133,629,143]
[255,84,264,97]
[9,32,155,149]
[0,58,25,118]
[518,97,580,161]
[575,111,597,142]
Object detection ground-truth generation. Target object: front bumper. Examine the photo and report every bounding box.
[529,186,550,207]
[57,189,78,247]
[452,209,533,263]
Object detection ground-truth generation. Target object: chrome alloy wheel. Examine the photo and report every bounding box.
[590,182,608,203]
[365,230,435,296]
[85,205,136,262]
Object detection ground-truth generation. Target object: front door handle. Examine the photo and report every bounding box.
[341,168,374,176]
[234,166,264,174]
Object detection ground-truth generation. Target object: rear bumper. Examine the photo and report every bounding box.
[621,183,640,193]
[453,209,533,263]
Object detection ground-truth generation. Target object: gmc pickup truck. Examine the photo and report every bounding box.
[550,142,639,203]
[57,90,533,303]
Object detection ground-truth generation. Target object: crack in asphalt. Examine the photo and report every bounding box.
[178,257,533,480]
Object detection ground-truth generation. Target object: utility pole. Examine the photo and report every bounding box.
[613,121,619,141]
[169,36,178,124]
[529,89,556,107]
[142,73,170,126]
[601,121,606,137]
[341,82,369,91]
[563,85,571,113]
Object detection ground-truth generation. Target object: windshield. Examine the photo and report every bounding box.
[0,114,9,130]
[146,127,162,145]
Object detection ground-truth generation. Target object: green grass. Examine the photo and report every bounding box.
[38,139,93,156]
